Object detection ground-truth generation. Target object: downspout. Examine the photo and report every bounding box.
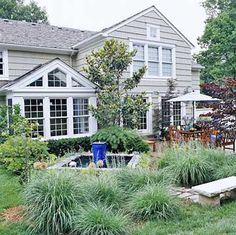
[70,49,79,68]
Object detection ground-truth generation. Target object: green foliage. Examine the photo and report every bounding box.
[0,0,48,23]
[79,174,124,208]
[73,204,128,235]
[91,126,149,153]
[24,171,80,235]
[47,136,91,156]
[0,105,37,143]
[128,184,180,221]
[196,0,236,81]
[0,136,51,182]
[84,39,149,128]
[159,142,236,186]
[114,168,169,193]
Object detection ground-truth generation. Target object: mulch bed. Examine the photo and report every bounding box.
[1,206,25,223]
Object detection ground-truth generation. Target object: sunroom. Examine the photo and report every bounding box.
[0,58,97,140]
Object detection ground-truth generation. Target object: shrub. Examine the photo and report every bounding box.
[214,162,236,179]
[127,184,180,221]
[24,170,80,235]
[0,136,53,182]
[114,168,171,193]
[47,136,91,156]
[79,174,124,208]
[73,204,128,235]
[91,126,149,153]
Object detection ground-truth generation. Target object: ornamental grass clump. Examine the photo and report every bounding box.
[169,153,213,186]
[73,204,128,235]
[79,174,124,208]
[127,184,180,221]
[24,170,80,235]
[114,168,171,193]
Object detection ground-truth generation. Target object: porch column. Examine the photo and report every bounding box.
[67,97,74,137]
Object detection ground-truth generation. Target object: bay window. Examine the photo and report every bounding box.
[132,42,174,78]
[24,99,44,137]
[50,99,67,136]
[73,98,89,134]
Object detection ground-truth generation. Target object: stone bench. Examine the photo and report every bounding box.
[192,176,236,206]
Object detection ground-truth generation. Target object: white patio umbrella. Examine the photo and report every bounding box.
[167,90,220,122]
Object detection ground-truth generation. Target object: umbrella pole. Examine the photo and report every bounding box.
[193,101,195,124]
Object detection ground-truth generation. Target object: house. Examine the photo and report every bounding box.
[0,5,202,139]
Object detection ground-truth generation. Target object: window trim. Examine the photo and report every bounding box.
[0,50,9,80]
[130,39,176,79]
[146,24,160,41]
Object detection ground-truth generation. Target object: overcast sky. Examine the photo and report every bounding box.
[32,0,206,52]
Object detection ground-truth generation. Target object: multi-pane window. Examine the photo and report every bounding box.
[24,99,44,137]
[162,48,172,76]
[0,52,3,75]
[161,98,171,128]
[147,25,160,41]
[173,102,181,126]
[138,111,147,130]
[133,44,145,73]
[48,69,67,87]
[27,77,43,87]
[73,98,89,134]
[132,44,173,77]
[161,99,181,128]
[148,46,159,76]
[50,99,67,136]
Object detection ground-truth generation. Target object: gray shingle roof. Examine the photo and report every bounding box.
[0,19,97,50]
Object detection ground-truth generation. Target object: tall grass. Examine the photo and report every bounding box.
[159,141,236,186]
[73,204,128,235]
[114,168,171,193]
[24,170,80,235]
[127,184,180,221]
[78,174,124,208]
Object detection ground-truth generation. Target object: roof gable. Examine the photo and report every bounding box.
[2,58,96,91]
[104,6,194,48]
[73,5,194,48]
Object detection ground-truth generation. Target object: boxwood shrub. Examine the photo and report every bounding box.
[91,126,149,153]
[47,137,91,157]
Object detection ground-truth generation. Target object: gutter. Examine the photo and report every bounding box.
[0,43,78,55]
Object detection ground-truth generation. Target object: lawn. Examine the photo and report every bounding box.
[0,166,28,235]
[1,166,236,234]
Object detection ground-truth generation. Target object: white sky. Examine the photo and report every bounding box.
[32,0,206,52]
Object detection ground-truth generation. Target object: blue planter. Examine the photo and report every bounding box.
[92,142,107,167]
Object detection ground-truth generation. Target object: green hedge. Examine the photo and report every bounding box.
[91,126,149,153]
[47,137,91,157]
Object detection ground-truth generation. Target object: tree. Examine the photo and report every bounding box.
[197,78,236,137]
[196,0,236,82]
[0,0,48,23]
[84,39,150,129]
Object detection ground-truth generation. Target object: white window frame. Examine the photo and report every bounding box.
[130,40,176,80]
[147,24,160,41]
[0,50,9,80]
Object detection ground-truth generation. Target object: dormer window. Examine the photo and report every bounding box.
[147,24,160,41]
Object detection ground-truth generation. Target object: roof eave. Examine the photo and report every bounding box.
[0,43,78,55]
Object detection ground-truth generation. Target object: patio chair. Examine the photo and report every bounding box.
[222,134,235,152]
